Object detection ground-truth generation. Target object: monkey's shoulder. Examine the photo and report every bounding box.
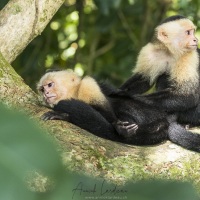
[134,43,173,82]
[78,76,108,105]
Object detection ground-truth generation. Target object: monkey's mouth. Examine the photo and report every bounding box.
[191,44,198,47]
[45,96,56,103]
[187,45,198,50]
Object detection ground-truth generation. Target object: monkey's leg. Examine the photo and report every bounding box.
[177,103,200,126]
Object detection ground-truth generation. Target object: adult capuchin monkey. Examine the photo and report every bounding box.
[118,15,200,126]
[37,69,200,152]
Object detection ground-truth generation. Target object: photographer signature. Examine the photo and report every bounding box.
[72,179,127,199]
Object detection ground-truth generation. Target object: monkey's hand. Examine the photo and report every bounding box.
[41,111,69,121]
[113,120,138,137]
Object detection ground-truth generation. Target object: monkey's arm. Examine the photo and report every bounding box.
[42,99,122,140]
[42,99,138,139]
[120,74,151,95]
[136,90,199,112]
[106,76,197,112]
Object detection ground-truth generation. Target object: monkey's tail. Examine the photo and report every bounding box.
[168,122,200,152]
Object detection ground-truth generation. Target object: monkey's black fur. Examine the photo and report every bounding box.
[159,15,186,25]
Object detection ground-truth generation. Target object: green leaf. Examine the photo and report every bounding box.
[0,104,64,200]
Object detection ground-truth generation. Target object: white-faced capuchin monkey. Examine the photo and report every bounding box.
[118,15,200,126]
[37,69,200,152]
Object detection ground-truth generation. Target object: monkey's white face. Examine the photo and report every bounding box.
[157,19,198,55]
[37,70,81,107]
[39,81,57,105]
[173,27,198,52]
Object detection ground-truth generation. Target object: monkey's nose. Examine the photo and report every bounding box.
[194,38,198,43]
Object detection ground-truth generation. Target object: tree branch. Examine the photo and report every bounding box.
[0,0,65,63]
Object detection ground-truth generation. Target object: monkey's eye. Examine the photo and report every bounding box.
[40,87,44,93]
[186,30,194,36]
[186,30,190,35]
[47,82,54,88]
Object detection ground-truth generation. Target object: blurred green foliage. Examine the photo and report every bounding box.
[0,104,66,200]
[0,104,199,199]
[4,0,200,88]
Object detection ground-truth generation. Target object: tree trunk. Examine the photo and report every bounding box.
[0,0,200,191]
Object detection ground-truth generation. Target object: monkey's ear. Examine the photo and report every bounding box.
[157,27,168,43]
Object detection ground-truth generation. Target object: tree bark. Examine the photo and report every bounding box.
[0,0,200,192]
[0,0,65,63]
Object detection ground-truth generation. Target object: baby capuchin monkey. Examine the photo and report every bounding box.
[37,69,200,152]
[119,15,200,126]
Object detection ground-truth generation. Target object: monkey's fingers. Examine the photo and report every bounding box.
[116,121,138,131]
[41,111,69,121]
[41,111,56,121]
[114,120,139,137]
[116,121,129,126]
[126,124,139,133]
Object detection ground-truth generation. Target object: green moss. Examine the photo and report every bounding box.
[59,129,200,192]
[0,70,3,78]
[12,4,22,14]
[97,155,151,184]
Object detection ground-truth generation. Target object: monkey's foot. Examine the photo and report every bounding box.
[41,111,69,121]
